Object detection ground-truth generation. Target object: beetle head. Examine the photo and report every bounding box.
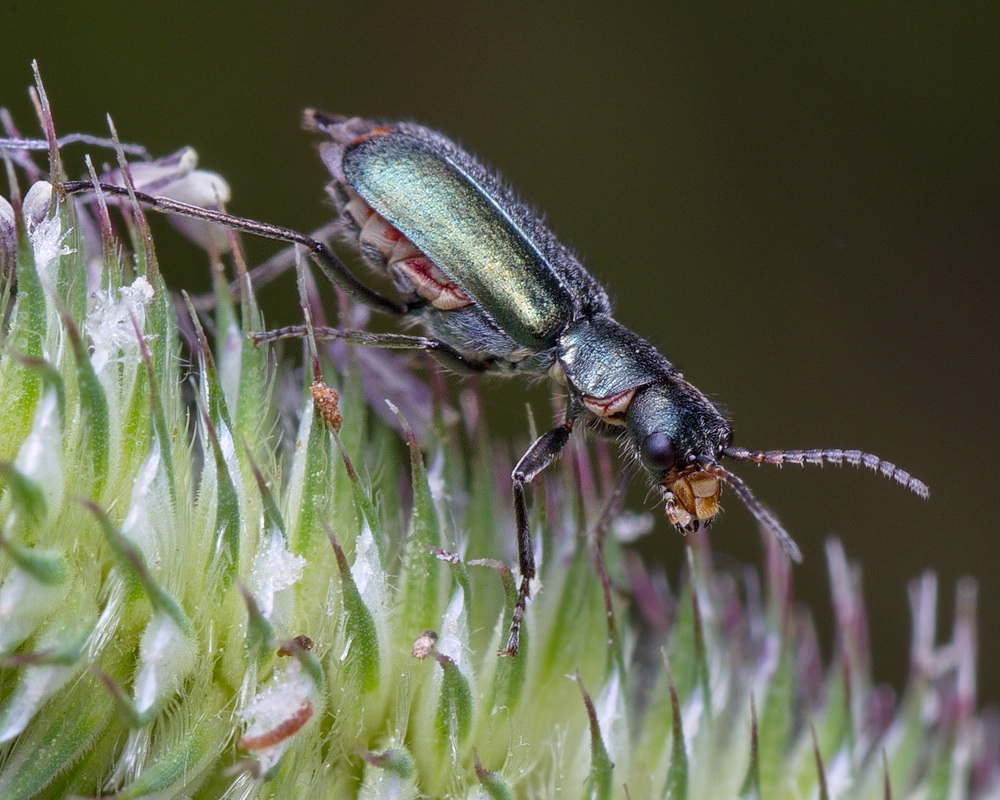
[625,381,804,560]
[624,382,929,562]
[625,381,732,533]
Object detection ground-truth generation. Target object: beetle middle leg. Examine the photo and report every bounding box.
[501,421,574,656]
[250,324,493,375]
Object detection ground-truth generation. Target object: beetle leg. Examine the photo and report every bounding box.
[501,421,574,656]
[249,324,493,375]
[61,180,409,316]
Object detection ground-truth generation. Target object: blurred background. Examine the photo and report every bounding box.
[4,4,997,700]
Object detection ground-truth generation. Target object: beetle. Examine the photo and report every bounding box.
[64,112,929,656]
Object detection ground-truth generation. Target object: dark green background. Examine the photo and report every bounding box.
[4,4,997,700]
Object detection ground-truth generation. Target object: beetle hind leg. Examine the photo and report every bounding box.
[60,180,409,317]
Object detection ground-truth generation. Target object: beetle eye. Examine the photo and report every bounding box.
[641,432,676,473]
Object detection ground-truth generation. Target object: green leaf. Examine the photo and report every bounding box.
[114,716,222,800]
[330,532,380,694]
[578,673,614,800]
[661,666,687,800]
[758,638,794,798]
[199,405,242,591]
[435,654,473,754]
[476,753,515,800]
[291,400,335,559]
[1,221,47,455]
[0,537,66,586]
[738,694,761,799]
[63,312,110,498]
[361,746,416,779]
[391,402,442,635]
[0,687,110,800]
[242,583,276,666]
[0,463,48,527]
[84,500,192,634]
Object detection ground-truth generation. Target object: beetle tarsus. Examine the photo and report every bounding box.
[500,575,533,656]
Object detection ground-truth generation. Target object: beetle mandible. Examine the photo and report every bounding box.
[64,112,929,656]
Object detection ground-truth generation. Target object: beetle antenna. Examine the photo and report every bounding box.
[698,458,803,562]
[721,447,929,499]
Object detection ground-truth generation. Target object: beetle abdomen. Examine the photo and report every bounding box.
[342,189,473,311]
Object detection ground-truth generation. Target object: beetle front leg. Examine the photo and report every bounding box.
[250,324,493,375]
[501,421,574,656]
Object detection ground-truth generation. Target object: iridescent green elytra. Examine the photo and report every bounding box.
[342,132,571,349]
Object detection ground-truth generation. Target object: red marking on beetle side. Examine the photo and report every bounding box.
[239,700,314,751]
[582,386,638,422]
[349,125,395,147]
[344,196,374,226]
[396,257,472,310]
[360,213,407,257]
